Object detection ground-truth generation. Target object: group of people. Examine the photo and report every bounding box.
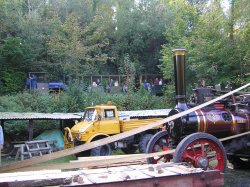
[90,77,166,93]
[92,79,119,87]
[92,79,102,87]
[143,78,163,90]
[153,78,163,85]
[91,78,124,93]
[25,74,37,92]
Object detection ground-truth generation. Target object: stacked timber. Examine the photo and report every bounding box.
[0,162,224,187]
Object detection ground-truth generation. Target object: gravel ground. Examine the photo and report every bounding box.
[224,168,250,187]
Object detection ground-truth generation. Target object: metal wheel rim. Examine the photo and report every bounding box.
[150,135,172,163]
[181,138,225,172]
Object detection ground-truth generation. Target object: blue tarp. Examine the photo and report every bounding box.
[48,82,65,89]
[34,129,64,149]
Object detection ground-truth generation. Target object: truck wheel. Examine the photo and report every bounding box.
[173,133,227,172]
[75,150,90,157]
[138,134,153,153]
[90,144,112,156]
[121,144,137,154]
[146,130,172,164]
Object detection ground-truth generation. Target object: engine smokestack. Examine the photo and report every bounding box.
[173,48,188,110]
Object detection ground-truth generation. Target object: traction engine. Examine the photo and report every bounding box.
[146,49,250,172]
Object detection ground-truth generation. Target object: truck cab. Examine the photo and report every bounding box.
[64,104,120,149]
[64,103,165,156]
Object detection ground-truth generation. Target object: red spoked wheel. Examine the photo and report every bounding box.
[146,130,173,164]
[173,133,227,172]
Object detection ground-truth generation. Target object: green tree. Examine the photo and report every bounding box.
[47,9,114,79]
[161,0,249,89]
[112,0,170,74]
[160,0,197,83]
[0,37,28,93]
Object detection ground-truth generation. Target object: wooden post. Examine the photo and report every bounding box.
[60,120,63,132]
[28,120,33,141]
[20,144,25,161]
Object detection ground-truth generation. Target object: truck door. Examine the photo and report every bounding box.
[98,109,120,134]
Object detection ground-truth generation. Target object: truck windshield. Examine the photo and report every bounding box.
[83,109,96,122]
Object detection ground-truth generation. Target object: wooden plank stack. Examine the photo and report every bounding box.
[0,163,224,187]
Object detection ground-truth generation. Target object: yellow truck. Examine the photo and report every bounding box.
[64,103,169,156]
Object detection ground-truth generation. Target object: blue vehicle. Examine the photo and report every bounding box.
[48,82,65,93]
[27,72,65,93]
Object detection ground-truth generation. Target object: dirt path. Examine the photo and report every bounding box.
[224,168,250,187]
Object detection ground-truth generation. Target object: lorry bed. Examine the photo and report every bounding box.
[120,118,163,131]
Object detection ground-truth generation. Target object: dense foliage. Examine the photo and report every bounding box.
[0,0,249,96]
[160,0,250,88]
[0,88,170,113]
[0,85,172,140]
[0,0,249,140]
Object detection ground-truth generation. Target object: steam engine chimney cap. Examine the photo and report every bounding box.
[172,48,186,55]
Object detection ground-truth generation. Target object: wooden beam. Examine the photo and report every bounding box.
[0,170,73,186]
[0,83,249,173]
[13,150,175,172]
[220,131,250,142]
[74,154,145,162]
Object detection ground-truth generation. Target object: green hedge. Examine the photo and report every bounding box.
[0,85,174,141]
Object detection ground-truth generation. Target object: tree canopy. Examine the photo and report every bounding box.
[0,0,249,94]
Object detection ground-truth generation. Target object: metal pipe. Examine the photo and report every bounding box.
[173,48,188,110]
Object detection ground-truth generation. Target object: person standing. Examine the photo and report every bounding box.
[159,79,163,85]
[92,81,97,87]
[96,79,101,86]
[0,125,4,166]
[30,74,37,93]
[154,78,159,85]
[114,80,119,87]
[25,77,30,90]
[109,79,114,87]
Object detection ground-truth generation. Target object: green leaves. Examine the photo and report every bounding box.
[47,10,114,77]
[0,0,249,95]
[161,0,250,88]
[0,37,28,94]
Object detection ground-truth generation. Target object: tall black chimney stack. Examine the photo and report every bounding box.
[173,48,188,110]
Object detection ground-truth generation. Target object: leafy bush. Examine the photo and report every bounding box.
[0,71,26,94]
[0,85,174,140]
[0,87,173,113]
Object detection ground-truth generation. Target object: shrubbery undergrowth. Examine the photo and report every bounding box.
[0,85,174,141]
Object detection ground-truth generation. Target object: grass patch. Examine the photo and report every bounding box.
[42,155,77,164]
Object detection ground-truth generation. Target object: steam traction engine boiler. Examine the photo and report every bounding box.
[146,49,250,172]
